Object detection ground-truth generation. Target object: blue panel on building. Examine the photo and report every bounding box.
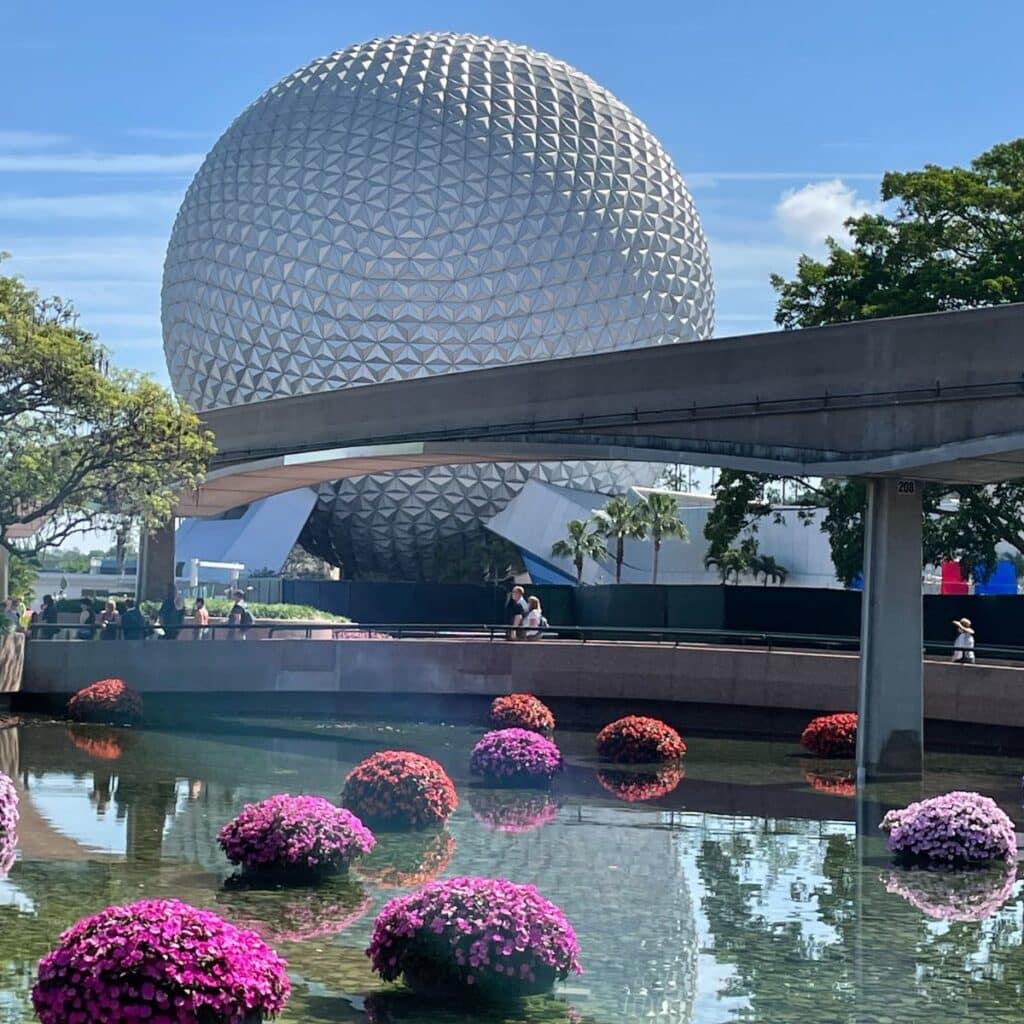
[522,551,577,586]
[974,561,1017,595]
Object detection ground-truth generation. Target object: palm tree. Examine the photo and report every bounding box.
[703,548,748,585]
[635,493,688,583]
[749,553,789,586]
[551,519,607,584]
[592,497,647,583]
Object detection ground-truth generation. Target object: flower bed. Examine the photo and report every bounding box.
[357,830,456,889]
[0,770,17,878]
[804,766,856,798]
[221,884,372,944]
[881,791,1017,866]
[32,898,290,1024]
[66,678,143,726]
[469,790,559,833]
[66,724,134,761]
[218,794,375,881]
[883,865,1017,922]
[597,765,685,802]
[800,712,857,758]
[488,694,555,734]
[469,729,562,788]
[367,876,581,1000]
[342,751,458,830]
[595,716,686,764]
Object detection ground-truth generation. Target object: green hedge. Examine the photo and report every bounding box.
[54,596,348,622]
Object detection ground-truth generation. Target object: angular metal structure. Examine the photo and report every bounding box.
[162,33,714,578]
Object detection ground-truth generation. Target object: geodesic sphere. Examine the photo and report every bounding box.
[162,32,713,407]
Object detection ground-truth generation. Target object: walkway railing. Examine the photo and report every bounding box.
[21,621,1023,662]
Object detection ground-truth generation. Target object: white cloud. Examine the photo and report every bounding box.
[0,191,183,219]
[775,179,880,246]
[0,130,70,150]
[0,152,203,173]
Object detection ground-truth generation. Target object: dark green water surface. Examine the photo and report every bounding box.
[2,714,1023,1023]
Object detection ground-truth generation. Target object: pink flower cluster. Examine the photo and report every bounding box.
[597,766,685,803]
[883,865,1017,922]
[67,677,144,725]
[0,770,17,877]
[595,716,686,764]
[342,751,458,830]
[800,713,857,758]
[218,794,375,880]
[489,694,555,734]
[32,898,291,1024]
[881,791,1017,866]
[469,790,559,833]
[367,876,581,998]
[469,729,562,787]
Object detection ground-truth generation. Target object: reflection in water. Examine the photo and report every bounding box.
[596,766,684,802]
[2,718,1024,1022]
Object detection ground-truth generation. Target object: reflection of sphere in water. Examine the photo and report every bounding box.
[355,829,456,888]
[883,866,1017,922]
[469,789,560,832]
[219,884,372,943]
[597,766,685,802]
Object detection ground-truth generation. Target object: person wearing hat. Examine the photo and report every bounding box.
[952,618,975,664]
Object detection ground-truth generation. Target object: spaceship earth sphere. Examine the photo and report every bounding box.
[162,33,714,578]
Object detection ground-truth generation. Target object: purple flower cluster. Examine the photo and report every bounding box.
[469,729,563,788]
[0,770,17,877]
[32,898,291,1024]
[883,865,1017,922]
[367,876,581,998]
[218,794,375,879]
[881,790,1017,866]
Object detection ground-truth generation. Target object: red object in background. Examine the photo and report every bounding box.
[941,561,969,595]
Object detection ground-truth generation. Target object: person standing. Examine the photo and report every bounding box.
[192,597,210,639]
[952,618,975,664]
[120,598,148,641]
[523,595,545,640]
[228,589,252,639]
[98,599,120,640]
[157,585,184,640]
[37,594,59,639]
[76,598,97,640]
[505,585,529,640]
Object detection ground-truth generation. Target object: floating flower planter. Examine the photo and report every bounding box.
[469,789,560,833]
[0,770,17,878]
[66,677,143,726]
[800,713,857,758]
[32,898,290,1024]
[883,865,1017,922]
[596,716,686,764]
[367,876,581,1001]
[342,751,458,830]
[597,765,685,802]
[218,794,375,883]
[881,791,1017,866]
[357,829,456,889]
[470,728,562,788]
[489,694,555,734]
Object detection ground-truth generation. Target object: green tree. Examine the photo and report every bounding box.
[592,496,647,583]
[551,519,607,584]
[706,139,1024,583]
[635,492,688,583]
[0,267,214,557]
[748,552,788,586]
[6,551,37,602]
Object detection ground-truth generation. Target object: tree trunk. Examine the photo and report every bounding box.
[615,536,623,584]
[652,536,660,583]
[575,555,583,583]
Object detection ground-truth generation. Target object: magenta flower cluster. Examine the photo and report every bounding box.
[218,794,375,879]
[883,866,1017,922]
[32,898,291,1024]
[469,729,563,787]
[881,790,1017,866]
[0,770,17,877]
[367,876,581,997]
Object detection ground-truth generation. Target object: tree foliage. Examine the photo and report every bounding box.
[0,267,214,555]
[635,492,688,583]
[592,496,647,583]
[551,519,607,584]
[706,139,1024,583]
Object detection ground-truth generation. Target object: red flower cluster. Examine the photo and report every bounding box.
[342,750,458,830]
[489,693,555,733]
[596,716,686,764]
[357,829,456,888]
[804,767,856,798]
[67,678,143,726]
[800,713,857,758]
[597,765,685,802]
[66,726,129,761]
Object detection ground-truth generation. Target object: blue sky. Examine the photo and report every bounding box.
[2,0,1023,383]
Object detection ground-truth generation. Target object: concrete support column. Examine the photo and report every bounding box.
[856,477,923,783]
[0,546,8,601]
[136,521,176,603]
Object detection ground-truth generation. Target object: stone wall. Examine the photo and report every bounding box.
[0,633,24,697]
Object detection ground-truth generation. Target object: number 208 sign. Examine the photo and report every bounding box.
[897,480,916,495]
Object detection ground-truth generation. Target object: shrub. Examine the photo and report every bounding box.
[218,794,375,881]
[367,876,582,1000]
[67,678,143,725]
[66,724,134,761]
[595,716,686,764]
[804,767,856,798]
[0,770,17,878]
[469,729,562,788]
[597,765,685,802]
[342,751,458,830]
[881,791,1017,866]
[220,885,371,944]
[800,712,857,758]
[357,830,457,889]
[489,694,555,734]
[883,865,1017,922]
[32,898,290,1024]
[469,790,559,833]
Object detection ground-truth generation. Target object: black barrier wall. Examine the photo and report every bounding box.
[282,580,1024,647]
